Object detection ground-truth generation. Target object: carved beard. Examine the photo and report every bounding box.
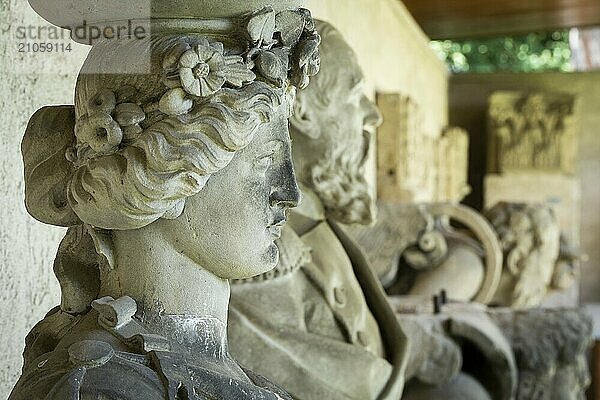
[307,144,375,226]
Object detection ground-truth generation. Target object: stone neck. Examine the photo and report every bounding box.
[106,226,231,354]
[140,312,229,359]
[289,183,326,235]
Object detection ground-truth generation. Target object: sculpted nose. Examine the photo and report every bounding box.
[361,96,382,133]
[270,157,301,209]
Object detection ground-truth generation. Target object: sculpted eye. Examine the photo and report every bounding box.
[254,140,283,171]
[256,153,274,169]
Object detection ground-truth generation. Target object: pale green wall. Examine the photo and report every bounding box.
[309,0,448,136]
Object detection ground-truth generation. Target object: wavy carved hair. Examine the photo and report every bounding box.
[70,34,291,230]
[23,34,293,319]
[21,28,307,366]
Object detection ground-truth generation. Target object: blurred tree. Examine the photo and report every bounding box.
[430,31,572,73]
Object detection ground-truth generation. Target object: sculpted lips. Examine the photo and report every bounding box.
[268,213,287,239]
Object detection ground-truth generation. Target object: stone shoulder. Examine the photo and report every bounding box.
[10,339,165,400]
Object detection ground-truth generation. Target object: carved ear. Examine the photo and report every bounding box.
[290,93,321,139]
[87,226,115,270]
[22,106,81,227]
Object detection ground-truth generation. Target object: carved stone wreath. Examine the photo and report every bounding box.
[75,88,146,158]
[74,7,320,159]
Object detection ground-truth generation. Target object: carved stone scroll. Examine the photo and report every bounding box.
[344,202,502,304]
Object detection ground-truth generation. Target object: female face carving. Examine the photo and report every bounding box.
[156,104,300,280]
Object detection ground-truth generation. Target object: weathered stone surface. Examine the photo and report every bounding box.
[367,199,575,309]
[229,21,408,400]
[9,1,320,399]
[376,95,470,204]
[397,305,517,400]
[342,202,429,281]
[29,0,307,30]
[377,94,437,203]
[398,305,592,400]
[484,173,582,309]
[348,202,502,304]
[403,373,492,400]
[484,173,582,245]
[398,315,463,385]
[488,307,593,400]
[435,127,471,203]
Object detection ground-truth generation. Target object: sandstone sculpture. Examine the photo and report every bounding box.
[485,202,568,308]
[228,21,409,400]
[10,1,320,399]
[487,91,578,174]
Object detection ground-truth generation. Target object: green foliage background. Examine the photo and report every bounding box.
[430,31,572,73]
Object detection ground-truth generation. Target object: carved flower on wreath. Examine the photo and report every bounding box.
[75,89,146,155]
[160,38,256,115]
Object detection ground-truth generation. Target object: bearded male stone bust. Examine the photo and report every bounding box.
[228,21,408,400]
[10,1,320,399]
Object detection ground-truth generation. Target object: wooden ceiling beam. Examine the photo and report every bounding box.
[402,0,600,39]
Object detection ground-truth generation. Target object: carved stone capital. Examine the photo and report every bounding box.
[487,91,578,175]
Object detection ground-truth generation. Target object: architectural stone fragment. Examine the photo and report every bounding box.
[484,202,577,309]
[397,305,517,400]
[365,200,576,309]
[347,202,502,304]
[484,173,581,246]
[487,91,578,174]
[435,127,471,203]
[377,94,471,203]
[377,93,438,203]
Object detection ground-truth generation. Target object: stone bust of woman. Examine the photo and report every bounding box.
[10,1,320,399]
